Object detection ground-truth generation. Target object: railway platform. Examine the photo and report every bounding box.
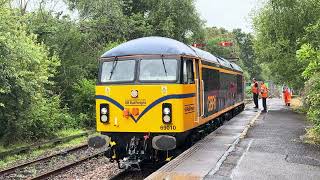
[146,98,320,180]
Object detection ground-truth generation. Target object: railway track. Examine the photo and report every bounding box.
[0,144,87,176]
[0,130,94,160]
[0,143,108,180]
[30,150,106,180]
[110,163,163,180]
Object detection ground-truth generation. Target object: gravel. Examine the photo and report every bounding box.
[0,146,109,180]
[49,155,121,180]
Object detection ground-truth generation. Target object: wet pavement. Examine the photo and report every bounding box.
[146,103,261,180]
[230,98,320,180]
[209,98,320,180]
[146,98,320,180]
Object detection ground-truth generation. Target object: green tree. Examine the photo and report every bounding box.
[0,7,71,144]
[203,27,236,58]
[202,27,259,81]
[25,11,98,104]
[68,0,205,44]
[233,29,262,80]
[253,0,320,89]
[146,0,205,43]
[296,20,320,134]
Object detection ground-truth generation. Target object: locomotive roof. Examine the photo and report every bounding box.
[101,36,197,57]
[101,36,243,73]
[190,46,219,64]
[230,62,243,72]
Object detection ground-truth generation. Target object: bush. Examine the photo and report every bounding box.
[72,78,96,128]
[21,95,75,141]
[0,8,72,145]
[304,73,320,134]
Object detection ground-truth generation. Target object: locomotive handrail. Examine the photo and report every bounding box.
[201,80,205,117]
[195,79,200,123]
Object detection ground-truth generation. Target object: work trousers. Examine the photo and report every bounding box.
[253,93,259,108]
[262,97,267,111]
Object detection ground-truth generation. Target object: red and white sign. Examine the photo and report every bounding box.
[218,41,233,47]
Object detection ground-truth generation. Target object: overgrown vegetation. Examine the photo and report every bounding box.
[0,0,262,146]
[0,129,90,169]
[203,27,261,80]
[253,0,320,140]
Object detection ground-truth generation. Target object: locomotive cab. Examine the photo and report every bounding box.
[96,56,198,155]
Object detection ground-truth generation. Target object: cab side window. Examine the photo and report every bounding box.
[183,60,194,84]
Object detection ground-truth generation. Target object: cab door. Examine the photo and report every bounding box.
[193,59,203,123]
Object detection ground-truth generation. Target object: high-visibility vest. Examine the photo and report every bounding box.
[284,89,291,103]
[260,84,268,98]
[251,83,258,94]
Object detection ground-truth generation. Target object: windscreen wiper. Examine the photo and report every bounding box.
[109,57,118,80]
[161,55,168,77]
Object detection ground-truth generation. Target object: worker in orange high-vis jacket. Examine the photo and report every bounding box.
[252,78,259,108]
[260,81,268,112]
[283,87,292,106]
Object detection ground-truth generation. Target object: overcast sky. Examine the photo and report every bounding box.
[24,0,264,33]
[195,0,265,32]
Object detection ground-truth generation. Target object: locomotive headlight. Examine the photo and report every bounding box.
[162,103,172,124]
[100,104,109,123]
[163,107,171,115]
[163,115,171,123]
[131,90,138,98]
[101,107,108,114]
[101,115,108,123]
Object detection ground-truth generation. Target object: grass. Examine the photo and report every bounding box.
[56,128,87,137]
[304,128,320,145]
[289,97,320,145]
[0,142,30,154]
[0,129,91,153]
[290,97,307,114]
[0,128,97,170]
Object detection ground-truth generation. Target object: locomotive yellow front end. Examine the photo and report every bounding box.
[96,83,196,133]
[95,52,198,168]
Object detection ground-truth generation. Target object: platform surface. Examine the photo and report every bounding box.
[146,103,260,180]
[216,99,320,180]
[146,98,320,180]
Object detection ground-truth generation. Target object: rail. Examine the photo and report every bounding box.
[0,130,94,159]
[30,150,106,180]
[0,143,88,176]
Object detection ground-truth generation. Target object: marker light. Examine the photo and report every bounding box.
[101,115,108,122]
[163,115,171,123]
[163,107,171,115]
[101,107,108,114]
[131,90,138,98]
[162,103,172,124]
[100,104,109,123]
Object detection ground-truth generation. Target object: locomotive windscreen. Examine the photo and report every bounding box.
[139,59,178,81]
[100,60,136,83]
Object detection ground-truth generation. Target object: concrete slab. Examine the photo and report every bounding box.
[145,104,260,180]
[231,151,320,180]
[173,150,226,176]
[209,98,320,180]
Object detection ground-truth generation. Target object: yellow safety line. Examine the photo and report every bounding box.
[202,65,242,75]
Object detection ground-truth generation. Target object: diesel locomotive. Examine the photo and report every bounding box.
[94,37,245,169]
